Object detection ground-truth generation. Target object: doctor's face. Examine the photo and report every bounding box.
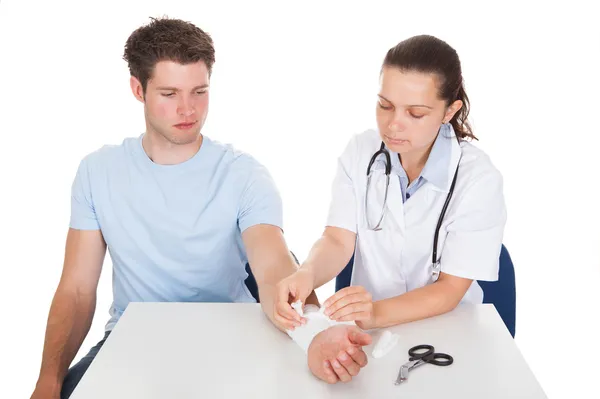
[376,67,450,155]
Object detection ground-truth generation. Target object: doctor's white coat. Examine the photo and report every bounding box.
[326,127,507,304]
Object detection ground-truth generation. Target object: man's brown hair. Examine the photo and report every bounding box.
[123,16,215,94]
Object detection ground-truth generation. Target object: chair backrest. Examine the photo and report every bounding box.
[334,244,517,338]
[478,245,516,337]
[245,262,260,302]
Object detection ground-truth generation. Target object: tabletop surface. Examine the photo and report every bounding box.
[71,303,547,399]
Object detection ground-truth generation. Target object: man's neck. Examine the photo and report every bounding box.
[142,130,203,166]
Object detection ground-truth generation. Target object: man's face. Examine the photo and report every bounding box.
[131,60,210,145]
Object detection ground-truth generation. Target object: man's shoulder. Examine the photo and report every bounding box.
[205,136,269,173]
[78,136,138,169]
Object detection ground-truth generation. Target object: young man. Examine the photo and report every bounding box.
[30,17,370,398]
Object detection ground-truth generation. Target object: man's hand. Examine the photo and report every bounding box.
[323,286,376,330]
[274,269,316,330]
[307,325,372,384]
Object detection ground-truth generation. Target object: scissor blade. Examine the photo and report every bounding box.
[394,365,410,385]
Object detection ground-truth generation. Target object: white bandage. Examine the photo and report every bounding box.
[291,300,304,316]
[371,330,399,358]
[286,301,354,353]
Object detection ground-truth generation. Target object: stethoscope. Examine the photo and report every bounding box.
[365,136,460,279]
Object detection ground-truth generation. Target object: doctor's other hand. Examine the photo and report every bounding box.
[274,268,315,331]
[307,325,372,384]
[324,286,376,330]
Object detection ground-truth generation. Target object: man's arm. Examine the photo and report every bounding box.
[243,225,371,384]
[31,228,106,397]
[242,224,318,331]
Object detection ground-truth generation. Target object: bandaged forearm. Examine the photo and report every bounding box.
[286,302,355,353]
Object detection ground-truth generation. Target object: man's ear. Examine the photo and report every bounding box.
[130,76,145,103]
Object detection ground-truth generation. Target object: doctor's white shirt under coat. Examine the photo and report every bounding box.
[326,127,507,304]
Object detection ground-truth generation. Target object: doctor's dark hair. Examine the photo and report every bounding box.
[383,35,477,141]
[123,16,215,94]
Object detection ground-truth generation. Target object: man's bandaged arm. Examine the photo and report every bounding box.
[286,303,355,352]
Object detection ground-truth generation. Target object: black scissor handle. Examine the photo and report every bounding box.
[426,352,454,366]
[408,344,434,359]
[408,345,454,366]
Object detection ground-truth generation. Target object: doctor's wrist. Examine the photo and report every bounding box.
[298,264,317,287]
[369,299,400,329]
[370,301,384,329]
[305,290,321,307]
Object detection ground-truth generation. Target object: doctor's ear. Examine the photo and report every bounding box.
[443,100,463,123]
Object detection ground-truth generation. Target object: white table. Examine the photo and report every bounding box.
[71,303,547,398]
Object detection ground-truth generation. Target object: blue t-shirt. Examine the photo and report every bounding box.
[69,134,283,331]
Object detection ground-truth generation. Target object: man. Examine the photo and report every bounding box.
[30,17,369,398]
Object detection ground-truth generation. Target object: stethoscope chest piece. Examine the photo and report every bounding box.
[431,261,441,280]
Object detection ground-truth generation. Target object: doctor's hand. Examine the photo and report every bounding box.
[274,268,315,330]
[324,286,377,330]
[307,325,372,384]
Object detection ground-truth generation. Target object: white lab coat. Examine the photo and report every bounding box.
[326,127,507,304]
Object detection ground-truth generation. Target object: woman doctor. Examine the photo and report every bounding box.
[276,35,506,335]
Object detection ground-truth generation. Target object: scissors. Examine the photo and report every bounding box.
[394,344,454,385]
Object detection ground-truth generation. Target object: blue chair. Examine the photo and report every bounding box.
[335,245,516,338]
[244,262,260,302]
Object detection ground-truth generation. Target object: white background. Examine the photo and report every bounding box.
[1,0,598,398]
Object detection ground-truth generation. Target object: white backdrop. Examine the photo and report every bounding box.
[1,1,598,398]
